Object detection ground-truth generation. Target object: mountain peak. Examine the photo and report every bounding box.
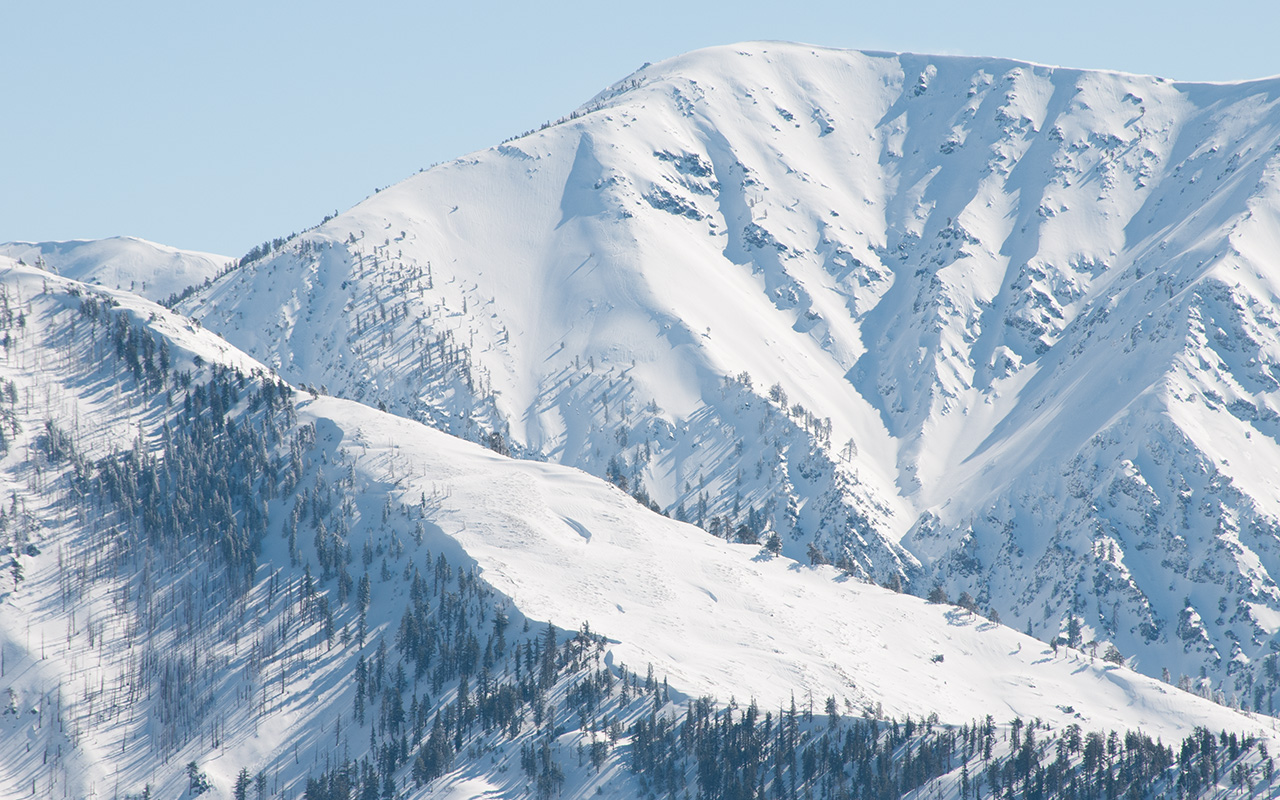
[8,38,1280,799]
[184,39,1280,705]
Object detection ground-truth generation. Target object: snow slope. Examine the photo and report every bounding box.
[183,42,1280,703]
[2,260,1275,799]
[0,236,230,303]
[304,391,1272,742]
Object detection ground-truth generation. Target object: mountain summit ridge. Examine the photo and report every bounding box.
[180,42,1280,702]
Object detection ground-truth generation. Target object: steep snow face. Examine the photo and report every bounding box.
[0,236,230,303]
[1,262,1271,800]
[184,43,1280,698]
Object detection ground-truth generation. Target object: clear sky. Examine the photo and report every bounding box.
[5,0,1279,258]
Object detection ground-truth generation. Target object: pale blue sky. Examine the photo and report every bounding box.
[5,0,1278,257]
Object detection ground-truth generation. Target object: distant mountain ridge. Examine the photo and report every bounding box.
[0,236,230,303]
[181,42,1280,707]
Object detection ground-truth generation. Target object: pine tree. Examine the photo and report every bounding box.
[1067,615,1083,649]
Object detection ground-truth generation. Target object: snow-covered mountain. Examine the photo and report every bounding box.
[181,42,1280,707]
[0,236,231,303]
[0,256,1273,800]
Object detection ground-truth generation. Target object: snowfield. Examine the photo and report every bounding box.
[304,392,1277,742]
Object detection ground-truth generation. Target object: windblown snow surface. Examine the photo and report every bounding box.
[0,259,1275,800]
[184,42,1280,706]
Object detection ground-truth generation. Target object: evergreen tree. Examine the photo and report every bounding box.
[233,768,252,800]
